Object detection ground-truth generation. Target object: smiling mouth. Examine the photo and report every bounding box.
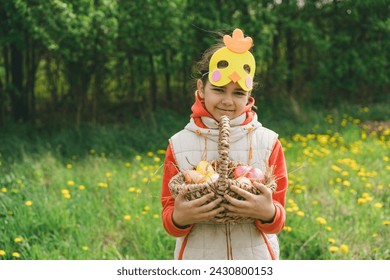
[217,108,235,112]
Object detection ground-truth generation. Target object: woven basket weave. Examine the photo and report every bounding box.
[168,115,276,223]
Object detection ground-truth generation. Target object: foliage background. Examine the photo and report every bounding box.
[0,0,389,127]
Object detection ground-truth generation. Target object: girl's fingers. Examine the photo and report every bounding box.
[223,193,245,208]
[191,191,216,206]
[253,182,271,196]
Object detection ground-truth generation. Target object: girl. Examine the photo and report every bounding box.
[161,29,288,260]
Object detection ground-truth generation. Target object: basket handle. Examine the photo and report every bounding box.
[216,116,230,193]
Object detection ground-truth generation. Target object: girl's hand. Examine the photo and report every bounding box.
[221,182,276,223]
[172,187,225,228]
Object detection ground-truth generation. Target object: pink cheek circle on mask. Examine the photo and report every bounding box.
[246,77,253,89]
[211,70,221,82]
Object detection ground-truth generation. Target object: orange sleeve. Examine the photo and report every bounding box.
[255,139,288,234]
[161,144,193,237]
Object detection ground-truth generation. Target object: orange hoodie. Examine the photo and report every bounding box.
[161,93,288,237]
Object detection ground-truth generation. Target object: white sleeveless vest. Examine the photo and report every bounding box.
[169,114,280,260]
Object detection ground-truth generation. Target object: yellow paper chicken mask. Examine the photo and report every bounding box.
[208,29,256,91]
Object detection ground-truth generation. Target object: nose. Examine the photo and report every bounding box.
[221,92,234,106]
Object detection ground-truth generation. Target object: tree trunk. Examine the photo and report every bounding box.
[0,74,4,126]
[162,52,171,102]
[286,26,294,96]
[10,43,28,122]
[148,54,157,111]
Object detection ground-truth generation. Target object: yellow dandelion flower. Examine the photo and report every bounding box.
[374,202,383,209]
[340,244,349,254]
[136,189,142,194]
[157,149,166,155]
[144,206,151,211]
[141,211,147,215]
[315,217,327,225]
[325,226,332,231]
[82,246,89,251]
[386,165,390,171]
[287,199,295,204]
[66,164,73,169]
[357,198,367,205]
[125,162,131,167]
[14,237,23,243]
[363,195,373,201]
[67,180,75,186]
[153,214,160,219]
[372,233,379,238]
[128,187,136,193]
[0,250,5,256]
[328,238,336,244]
[25,200,33,207]
[383,220,390,225]
[78,185,85,190]
[330,165,342,172]
[329,246,339,253]
[312,200,319,206]
[124,214,131,220]
[343,180,351,187]
[135,155,142,161]
[61,189,70,195]
[153,157,161,162]
[98,182,108,188]
[105,172,112,178]
[365,182,373,188]
[286,207,294,213]
[12,252,20,258]
[1,187,7,193]
[63,193,71,199]
[283,226,292,232]
[142,178,148,183]
[383,156,389,162]
[297,211,305,217]
[333,189,340,195]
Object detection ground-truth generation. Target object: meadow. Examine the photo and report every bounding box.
[0,103,389,260]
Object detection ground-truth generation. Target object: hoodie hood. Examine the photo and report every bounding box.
[185,93,262,144]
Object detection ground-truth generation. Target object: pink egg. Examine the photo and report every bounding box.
[248,167,265,182]
[233,165,252,178]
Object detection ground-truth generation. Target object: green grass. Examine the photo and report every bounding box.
[0,103,389,260]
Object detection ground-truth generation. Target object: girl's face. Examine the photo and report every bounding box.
[197,80,250,120]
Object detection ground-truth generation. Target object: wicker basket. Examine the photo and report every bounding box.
[168,115,276,223]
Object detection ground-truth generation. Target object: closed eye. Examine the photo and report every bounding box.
[212,87,224,93]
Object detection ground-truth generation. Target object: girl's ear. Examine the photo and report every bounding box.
[197,79,205,98]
